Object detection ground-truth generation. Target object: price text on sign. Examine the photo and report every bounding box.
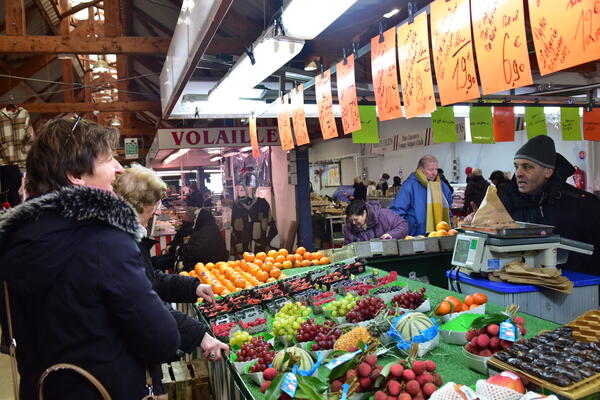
[315,69,339,140]
[430,0,480,105]
[371,27,404,121]
[249,115,259,158]
[471,0,533,95]
[277,95,295,151]
[528,0,600,76]
[397,12,437,118]
[290,85,310,146]
[336,55,362,134]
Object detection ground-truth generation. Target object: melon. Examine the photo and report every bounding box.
[272,347,314,372]
[394,312,435,340]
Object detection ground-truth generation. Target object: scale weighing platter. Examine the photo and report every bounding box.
[461,222,554,238]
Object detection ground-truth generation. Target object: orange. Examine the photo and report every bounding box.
[296,246,306,255]
[205,262,214,270]
[303,252,313,261]
[266,277,276,283]
[265,257,276,264]
[212,284,224,295]
[256,252,267,261]
[286,254,296,263]
[234,278,246,288]
[275,255,286,264]
[262,261,274,272]
[469,304,479,310]
[243,252,255,262]
[301,259,311,267]
[270,267,281,278]
[278,248,289,257]
[435,301,451,315]
[188,270,197,277]
[472,292,488,305]
[436,221,450,232]
[273,262,283,270]
[428,231,438,237]
[448,229,458,235]
[257,271,269,282]
[319,257,331,265]
[267,250,278,258]
[437,230,449,236]
[294,254,303,263]
[254,259,263,267]
[444,296,463,312]
[179,271,189,276]
[464,295,475,307]
[281,260,293,270]
[313,251,324,260]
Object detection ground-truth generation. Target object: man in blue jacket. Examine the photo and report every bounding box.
[390,155,453,236]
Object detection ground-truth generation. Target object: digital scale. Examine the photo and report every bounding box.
[451,222,594,274]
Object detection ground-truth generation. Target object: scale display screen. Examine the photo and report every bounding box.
[453,238,471,265]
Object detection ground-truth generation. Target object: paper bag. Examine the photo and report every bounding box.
[470,186,519,228]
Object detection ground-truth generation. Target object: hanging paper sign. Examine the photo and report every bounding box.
[431,106,458,143]
[583,108,600,141]
[397,12,436,118]
[290,84,310,146]
[249,114,260,159]
[277,95,295,151]
[124,138,139,159]
[528,0,600,76]
[336,54,361,134]
[470,107,495,143]
[525,107,548,138]
[315,69,339,140]
[430,0,480,105]
[352,106,379,143]
[371,27,403,121]
[561,107,582,141]
[493,106,515,142]
[471,0,533,95]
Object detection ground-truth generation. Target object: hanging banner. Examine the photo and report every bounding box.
[371,27,403,121]
[430,0,480,105]
[528,0,600,76]
[336,54,361,134]
[397,12,437,118]
[470,107,495,143]
[493,106,515,142]
[371,137,396,154]
[431,106,458,143]
[561,107,582,141]
[471,0,533,95]
[315,69,339,140]
[525,107,548,138]
[583,108,600,141]
[249,114,260,159]
[124,138,139,159]
[290,84,310,146]
[351,106,379,143]
[277,95,295,151]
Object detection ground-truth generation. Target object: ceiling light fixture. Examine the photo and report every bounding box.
[210,155,223,162]
[383,8,400,18]
[92,59,110,73]
[162,148,190,165]
[223,150,238,157]
[281,0,357,40]
[240,146,253,152]
[110,117,121,126]
[304,60,318,71]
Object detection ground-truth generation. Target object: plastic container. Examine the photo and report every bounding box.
[439,313,483,345]
[439,303,486,323]
[398,237,440,256]
[463,345,490,374]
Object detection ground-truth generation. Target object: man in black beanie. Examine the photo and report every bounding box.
[500,135,600,276]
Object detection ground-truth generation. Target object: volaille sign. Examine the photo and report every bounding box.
[156,127,280,148]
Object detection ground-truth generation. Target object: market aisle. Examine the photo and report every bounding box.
[0,353,14,400]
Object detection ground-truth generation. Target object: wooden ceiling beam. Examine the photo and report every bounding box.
[0,60,44,102]
[0,55,57,95]
[60,0,102,19]
[0,35,170,54]
[5,0,26,35]
[32,0,60,35]
[8,101,161,113]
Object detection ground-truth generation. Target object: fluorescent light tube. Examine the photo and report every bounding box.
[281,0,357,40]
[162,149,190,165]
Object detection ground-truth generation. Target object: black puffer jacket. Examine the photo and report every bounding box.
[500,154,600,275]
[463,175,490,213]
[0,186,180,400]
[179,209,229,269]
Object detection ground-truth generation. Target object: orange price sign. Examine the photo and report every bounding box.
[583,108,600,141]
[336,54,361,134]
[290,84,310,146]
[249,114,259,159]
[493,106,516,142]
[430,0,480,105]
[528,0,600,76]
[315,69,339,140]
[277,95,295,151]
[371,27,403,121]
[397,12,437,118]
[471,0,533,95]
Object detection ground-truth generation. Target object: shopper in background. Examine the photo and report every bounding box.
[489,170,510,198]
[437,168,454,194]
[464,166,473,183]
[376,173,390,196]
[349,176,367,201]
[343,199,408,244]
[152,207,197,271]
[179,208,229,269]
[0,118,180,399]
[463,168,490,214]
[113,165,229,394]
[390,176,402,196]
[390,154,453,236]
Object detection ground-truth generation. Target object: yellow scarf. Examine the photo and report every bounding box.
[415,169,451,233]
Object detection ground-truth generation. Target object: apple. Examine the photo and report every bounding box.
[487,371,526,394]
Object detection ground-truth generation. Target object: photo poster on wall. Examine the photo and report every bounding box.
[310,163,342,187]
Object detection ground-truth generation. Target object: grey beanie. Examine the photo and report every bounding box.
[514,135,556,169]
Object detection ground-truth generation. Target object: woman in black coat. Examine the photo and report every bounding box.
[179,209,230,269]
[463,168,490,214]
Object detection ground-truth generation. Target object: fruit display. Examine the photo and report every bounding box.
[435,293,487,315]
[272,346,314,372]
[212,321,237,338]
[392,288,427,310]
[393,312,436,341]
[241,318,267,333]
[294,319,343,351]
[230,330,252,347]
[465,309,527,357]
[322,293,358,318]
[374,359,443,400]
[272,302,312,341]
[346,297,386,323]
[427,221,458,237]
[334,326,372,351]
[235,336,276,371]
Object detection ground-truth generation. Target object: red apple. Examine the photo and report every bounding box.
[487,371,526,394]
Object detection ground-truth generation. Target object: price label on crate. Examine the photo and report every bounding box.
[413,240,426,253]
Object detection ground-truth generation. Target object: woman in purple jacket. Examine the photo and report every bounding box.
[343,200,408,245]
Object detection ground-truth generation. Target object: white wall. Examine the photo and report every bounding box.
[308,137,363,196]
[270,146,297,248]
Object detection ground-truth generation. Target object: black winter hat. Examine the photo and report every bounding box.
[514,135,556,169]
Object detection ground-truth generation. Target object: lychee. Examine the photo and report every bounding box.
[359,377,372,389]
[470,336,479,348]
[421,372,434,383]
[365,354,378,366]
[479,349,492,357]
[374,391,387,400]
[423,382,437,398]
[466,343,476,354]
[486,324,500,337]
[263,367,278,381]
[406,380,421,396]
[387,397,398,400]
[399,393,412,400]
[490,336,500,349]
[330,380,343,392]
[500,339,512,349]
[387,380,401,396]
[514,316,525,326]
[412,360,426,375]
[403,369,416,381]
[519,325,527,335]
[477,334,490,348]
[345,369,358,382]
[433,372,443,386]
[417,375,429,387]
[261,380,272,393]
[466,330,477,341]
[424,360,437,372]
[371,367,382,379]
[357,362,372,378]
[390,364,404,378]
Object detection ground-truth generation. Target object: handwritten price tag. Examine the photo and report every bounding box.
[493,106,516,142]
[397,12,437,118]
[290,85,310,146]
[277,95,295,151]
[471,0,533,95]
[528,0,600,76]
[371,27,404,121]
[430,0,480,105]
[249,115,259,159]
[583,108,600,141]
[561,107,582,141]
[336,55,362,134]
[315,69,339,140]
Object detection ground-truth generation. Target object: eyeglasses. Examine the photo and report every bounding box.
[65,115,82,145]
[152,200,163,214]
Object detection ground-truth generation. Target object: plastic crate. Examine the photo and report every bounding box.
[397,237,440,256]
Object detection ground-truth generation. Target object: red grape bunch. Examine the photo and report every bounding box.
[392,288,427,310]
[346,297,386,323]
[236,337,276,373]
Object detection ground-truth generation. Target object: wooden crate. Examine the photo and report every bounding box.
[161,359,211,400]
